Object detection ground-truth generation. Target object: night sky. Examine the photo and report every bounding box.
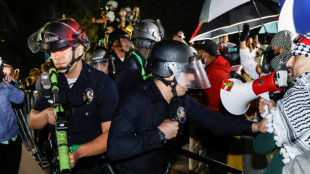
[0,0,204,79]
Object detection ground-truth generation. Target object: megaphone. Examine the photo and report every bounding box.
[220,71,287,115]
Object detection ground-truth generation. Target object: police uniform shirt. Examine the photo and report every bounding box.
[107,79,253,174]
[32,62,119,146]
[115,51,146,101]
[110,51,126,75]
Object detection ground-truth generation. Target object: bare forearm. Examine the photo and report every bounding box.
[94,17,109,24]
[75,133,108,159]
[74,121,111,159]
[29,109,49,129]
[252,118,267,133]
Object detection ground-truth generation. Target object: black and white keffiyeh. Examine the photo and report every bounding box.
[270,30,293,51]
[266,72,310,164]
[270,50,292,71]
[292,32,310,58]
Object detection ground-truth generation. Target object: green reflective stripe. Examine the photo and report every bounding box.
[55,106,64,112]
[11,136,17,141]
[0,135,18,144]
[70,144,81,152]
[132,51,145,76]
[143,73,153,80]
[132,51,152,80]
[1,140,9,144]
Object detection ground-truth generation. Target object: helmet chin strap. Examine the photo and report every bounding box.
[153,75,178,97]
[58,47,83,74]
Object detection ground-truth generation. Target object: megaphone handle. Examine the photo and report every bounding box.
[259,92,270,118]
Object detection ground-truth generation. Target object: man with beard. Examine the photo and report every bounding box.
[255,33,310,174]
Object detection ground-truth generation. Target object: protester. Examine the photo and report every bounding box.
[240,25,293,79]
[256,32,310,174]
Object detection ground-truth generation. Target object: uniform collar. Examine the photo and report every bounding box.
[58,61,92,89]
[77,61,91,82]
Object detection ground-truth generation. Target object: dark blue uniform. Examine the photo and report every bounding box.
[115,50,146,101]
[32,62,119,173]
[109,51,126,77]
[107,79,253,174]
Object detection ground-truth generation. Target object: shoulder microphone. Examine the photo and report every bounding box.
[41,72,52,98]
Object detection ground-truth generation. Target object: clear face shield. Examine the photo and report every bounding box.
[166,57,211,89]
[28,31,67,53]
[28,22,78,53]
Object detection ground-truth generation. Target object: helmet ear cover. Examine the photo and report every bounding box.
[73,28,90,48]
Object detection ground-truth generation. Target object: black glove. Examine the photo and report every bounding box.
[240,23,250,41]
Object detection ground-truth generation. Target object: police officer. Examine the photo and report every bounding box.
[107,40,267,174]
[108,29,131,78]
[115,19,164,100]
[28,18,119,174]
[85,46,110,75]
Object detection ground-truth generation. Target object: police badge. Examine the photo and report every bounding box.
[176,107,186,123]
[85,88,94,104]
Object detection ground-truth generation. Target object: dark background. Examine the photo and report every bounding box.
[0,0,205,79]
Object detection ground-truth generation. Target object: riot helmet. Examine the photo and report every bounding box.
[148,40,211,89]
[28,18,90,73]
[108,29,130,47]
[85,46,109,73]
[132,19,164,49]
[28,18,89,53]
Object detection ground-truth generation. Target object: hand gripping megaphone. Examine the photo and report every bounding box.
[220,71,287,115]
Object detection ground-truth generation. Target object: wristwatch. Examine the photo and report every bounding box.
[157,128,167,144]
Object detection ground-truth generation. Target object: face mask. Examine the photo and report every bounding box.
[200,53,206,68]
[270,50,291,71]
